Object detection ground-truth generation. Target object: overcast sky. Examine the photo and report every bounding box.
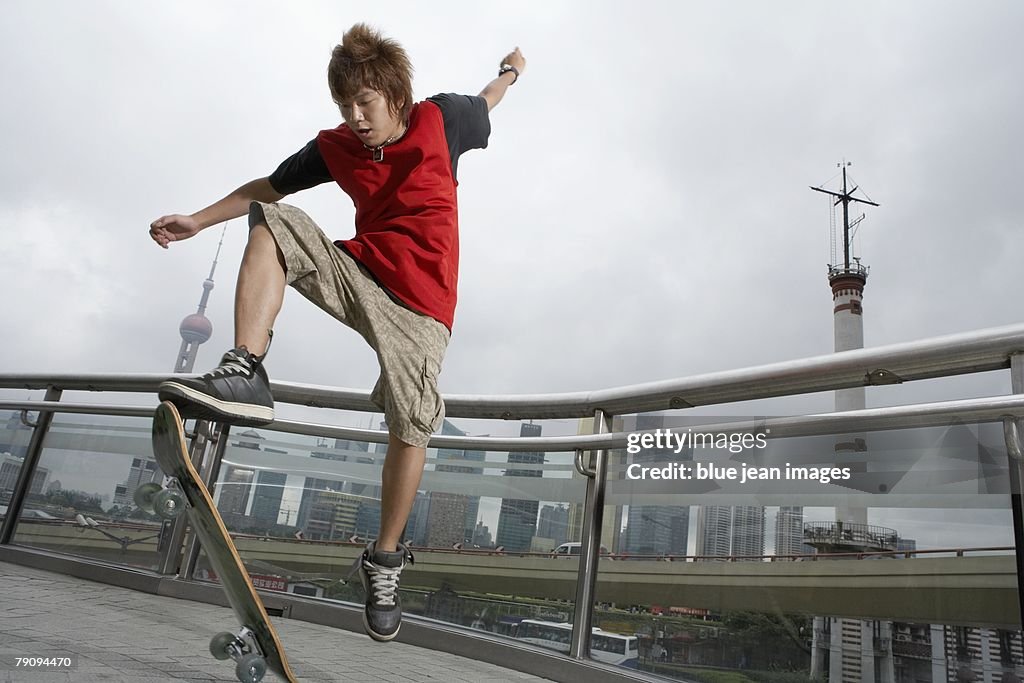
[2,0,1019,397]
[2,3,1022,548]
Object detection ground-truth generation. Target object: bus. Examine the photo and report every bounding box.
[514,619,639,668]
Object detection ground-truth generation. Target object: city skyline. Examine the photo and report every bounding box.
[2,405,1016,556]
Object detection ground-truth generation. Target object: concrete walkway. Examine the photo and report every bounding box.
[0,561,552,682]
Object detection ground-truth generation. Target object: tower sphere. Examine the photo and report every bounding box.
[179,313,213,344]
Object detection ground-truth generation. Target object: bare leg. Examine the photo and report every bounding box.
[235,223,286,354]
[376,434,426,551]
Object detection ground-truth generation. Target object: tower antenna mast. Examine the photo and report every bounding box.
[811,161,879,272]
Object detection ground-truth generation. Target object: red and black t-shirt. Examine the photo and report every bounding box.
[268,93,490,331]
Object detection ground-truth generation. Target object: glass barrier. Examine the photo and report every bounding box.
[191,418,587,639]
[6,401,1023,679]
[593,413,1022,680]
[1,410,38,522]
[10,413,169,570]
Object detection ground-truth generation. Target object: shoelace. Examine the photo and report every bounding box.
[209,350,254,378]
[207,331,273,380]
[364,561,402,606]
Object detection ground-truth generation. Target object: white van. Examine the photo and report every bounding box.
[551,542,610,556]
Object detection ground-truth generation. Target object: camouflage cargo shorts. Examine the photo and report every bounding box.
[250,201,449,448]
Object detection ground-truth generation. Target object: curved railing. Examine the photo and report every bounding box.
[1,322,1024,681]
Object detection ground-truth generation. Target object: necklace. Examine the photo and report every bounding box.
[364,125,407,162]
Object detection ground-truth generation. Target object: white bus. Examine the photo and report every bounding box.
[514,619,639,668]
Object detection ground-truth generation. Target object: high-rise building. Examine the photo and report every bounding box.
[296,477,344,531]
[1,455,49,495]
[426,420,485,547]
[0,412,32,459]
[217,465,255,518]
[112,456,161,507]
[695,506,763,560]
[730,506,766,558]
[307,436,378,535]
[354,500,382,540]
[425,493,471,547]
[621,414,690,557]
[304,489,361,541]
[250,471,288,525]
[695,506,732,558]
[403,492,431,546]
[495,423,544,552]
[774,506,809,557]
[471,521,493,548]
[537,504,570,548]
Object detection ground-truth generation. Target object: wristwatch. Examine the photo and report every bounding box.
[498,63,519,84]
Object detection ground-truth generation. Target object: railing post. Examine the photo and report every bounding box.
[1,387,63,545]
[569,409,611,660]
[1007,353,1024,628]
[155,419,221,576]
[181,421,231,580]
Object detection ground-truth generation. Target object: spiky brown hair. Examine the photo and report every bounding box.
[328,23,414,121]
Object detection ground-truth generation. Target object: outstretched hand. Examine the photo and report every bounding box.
[149,214,201,249]
[500,47,526,76]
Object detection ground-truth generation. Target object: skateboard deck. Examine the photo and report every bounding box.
[142,401,297,683]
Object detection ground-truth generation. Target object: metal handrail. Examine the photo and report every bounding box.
[5,394,1024,452]
[2,322,1023,419]
[3,324,1024,665]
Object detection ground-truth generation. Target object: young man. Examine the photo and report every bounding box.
[149,24,525,642]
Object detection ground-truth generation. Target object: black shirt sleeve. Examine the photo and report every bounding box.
[268,138,333,195]
[426,93,491,180]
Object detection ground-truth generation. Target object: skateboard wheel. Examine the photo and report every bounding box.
[133,482,163,513]
[235,653,267,683]
[209,631,240,660]
[152,488,186,520]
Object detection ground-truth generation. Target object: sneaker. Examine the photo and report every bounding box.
[346,541,414,642]
[158,346,274,425]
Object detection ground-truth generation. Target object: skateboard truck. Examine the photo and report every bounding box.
[210,627,270,683]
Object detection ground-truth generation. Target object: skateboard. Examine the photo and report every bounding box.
[136,401,297,683]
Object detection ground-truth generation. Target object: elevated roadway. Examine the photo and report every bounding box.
[12,521,1019,629]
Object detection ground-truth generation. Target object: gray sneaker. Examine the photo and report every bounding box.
[158,346,274,426]
[346,541,414,642]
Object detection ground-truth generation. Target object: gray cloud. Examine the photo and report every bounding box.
[2,1,1021,549]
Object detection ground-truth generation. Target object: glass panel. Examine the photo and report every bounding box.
[193,418,587,641]
[1,410,38,522]
[597,413,1022,680]
[11,413,169,571]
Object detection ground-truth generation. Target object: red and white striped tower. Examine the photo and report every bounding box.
[810,165,890,683]
[829,259,869,524]
[813,162,879,525]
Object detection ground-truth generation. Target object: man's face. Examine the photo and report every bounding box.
[338,88,403,147]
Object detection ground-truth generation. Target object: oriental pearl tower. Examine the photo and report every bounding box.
[173,225,228,373]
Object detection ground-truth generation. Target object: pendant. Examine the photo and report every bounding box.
[372,146,384,162]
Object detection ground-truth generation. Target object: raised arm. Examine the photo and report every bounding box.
[149,177,285,248]
[479,47,526,112]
